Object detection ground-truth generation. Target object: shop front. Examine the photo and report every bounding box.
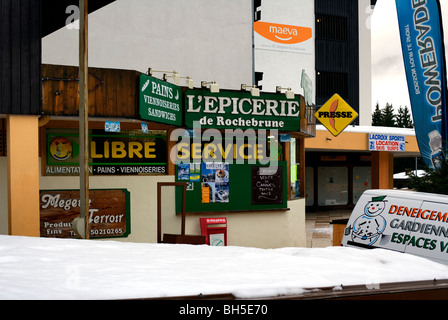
[168,86,313,247]
[2,64,315,248]
[305,152,372,210]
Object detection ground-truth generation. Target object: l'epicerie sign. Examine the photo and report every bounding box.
[39,189,130,239]
[185,89,301,131]
[342,189,448,265]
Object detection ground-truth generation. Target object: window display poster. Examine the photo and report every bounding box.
[189,163,201,182]
[177,163,201,181]
[201,162,229,203]
[178,163,190,180]
[175,161,287,213]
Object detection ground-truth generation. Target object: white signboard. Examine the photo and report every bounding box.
[253,0,315,98]
[368,134,406,152]
[254,21,313,54]
[342,190,448,265]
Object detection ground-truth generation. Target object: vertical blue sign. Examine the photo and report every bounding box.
[396,0,447,169]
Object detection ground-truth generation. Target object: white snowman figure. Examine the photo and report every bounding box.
[351,195,387,246]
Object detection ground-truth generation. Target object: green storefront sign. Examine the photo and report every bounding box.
[139,74,182,126]
[185,89,301,131]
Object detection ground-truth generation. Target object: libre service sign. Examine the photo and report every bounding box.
[368,134,406,152]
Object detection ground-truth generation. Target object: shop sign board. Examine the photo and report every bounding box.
[139,74,182,126]
[40,189,130,239]
[45,130,167,176]
[368,134,406,152]
[185,89,301,131]
[254,21,313,54]
[315,94,358,137]
[251,166,283,205]
[342,189,448,265]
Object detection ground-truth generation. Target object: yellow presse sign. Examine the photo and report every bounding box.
[315,94,358,137]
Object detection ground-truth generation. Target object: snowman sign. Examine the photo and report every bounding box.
[346,195,388,246]
[342,190,448,265]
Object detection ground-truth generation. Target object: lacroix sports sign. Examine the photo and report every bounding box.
[254,21,312,44]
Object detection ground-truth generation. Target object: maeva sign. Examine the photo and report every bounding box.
[139,74,182,126]
[185,89,301,131]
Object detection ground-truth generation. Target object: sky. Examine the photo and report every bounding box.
[371,0,448,112]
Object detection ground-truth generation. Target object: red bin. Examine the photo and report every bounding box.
[200,217,227,246]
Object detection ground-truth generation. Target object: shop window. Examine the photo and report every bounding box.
[290,137,300,200]
[305,167,314,206]
[353,166,371,204]
[318,167,348,206]
[316,71,348,100]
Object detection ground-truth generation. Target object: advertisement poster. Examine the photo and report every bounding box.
[201,162,229,203]
[177,163,200,181]
[396,0,447,169]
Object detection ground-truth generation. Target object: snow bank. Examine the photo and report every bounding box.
[1,235,448,300]
[393,170,427,179]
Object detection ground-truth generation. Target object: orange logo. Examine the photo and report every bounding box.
[49,138,73,161]
[254,21,312,44]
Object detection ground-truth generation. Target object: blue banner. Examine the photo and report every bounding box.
[396,0,447,169]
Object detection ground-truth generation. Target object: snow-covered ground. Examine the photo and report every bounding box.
[1,235,448,300]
